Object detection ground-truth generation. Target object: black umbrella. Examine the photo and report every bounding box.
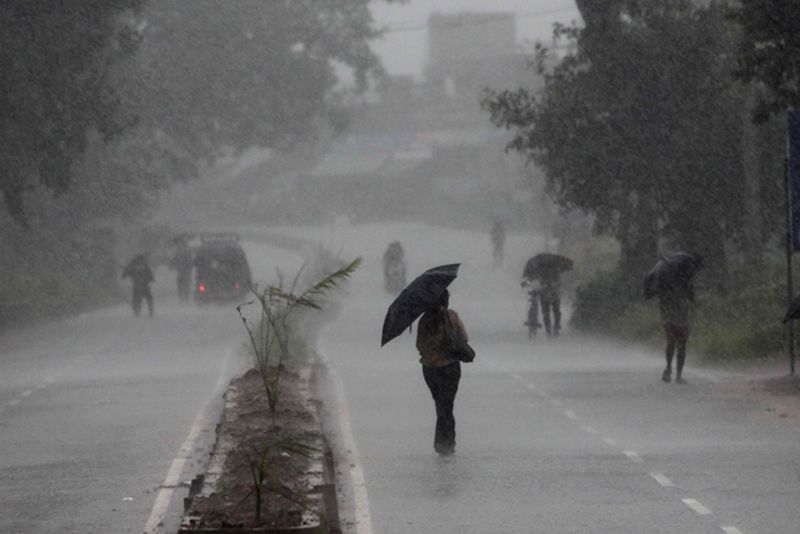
[644,252,702,300]
[523,253,573,281]
[381,263,460,346]
[783,291,800,323]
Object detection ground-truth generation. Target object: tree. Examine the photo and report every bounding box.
[0,0,144,224]
[129,0,401,161]
[731,0,800,122]
[483,1,744,289]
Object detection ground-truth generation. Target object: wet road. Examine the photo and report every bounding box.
[0,236,304,534]
[0,290,249,534]
[303,222,800,534]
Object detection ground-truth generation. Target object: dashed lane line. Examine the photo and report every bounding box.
[650,472,675,487]
[508,369,744,534]
[682,498,712,515]
[623,450,644,463]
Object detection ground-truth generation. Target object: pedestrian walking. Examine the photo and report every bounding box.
[122,254,155,317]
[522,253,571,337]
[645,252,701,385]
[659,283,693,384]
[539,269,562,337]
[170,242,194,303]
[415,289,468,455]
[490,218,506,267]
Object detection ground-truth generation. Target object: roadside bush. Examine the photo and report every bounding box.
[0,269,109,328]
[570,265,791,364]
[569,270,638,332]
[690,283,787,363]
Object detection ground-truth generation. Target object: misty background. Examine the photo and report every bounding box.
[0,0,797,366]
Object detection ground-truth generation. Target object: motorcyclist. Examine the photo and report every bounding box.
[383,241,406,295]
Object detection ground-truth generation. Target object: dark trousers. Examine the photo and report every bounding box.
[422,361,461,454]
[132,285,153,317]
[540,295,561,336]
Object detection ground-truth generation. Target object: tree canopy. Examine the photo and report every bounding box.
[0,0,143,224]
[131,0,397,161]
[731,0,800,122]
[483,1,749,287]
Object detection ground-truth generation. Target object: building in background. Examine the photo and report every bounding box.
[301,11,546,228]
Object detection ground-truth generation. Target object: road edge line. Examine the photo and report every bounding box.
[142,347,238,533]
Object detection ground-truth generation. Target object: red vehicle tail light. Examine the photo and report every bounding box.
[198,285,206,292]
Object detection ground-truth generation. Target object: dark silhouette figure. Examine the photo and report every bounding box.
[539,270,562,337]
[660,283,694,384]
[490,219,507,266]
[383,241,406,295]
[522,282,543,339]
[122,254,154,317]
[415,289,468,455]
[170,244,194,302]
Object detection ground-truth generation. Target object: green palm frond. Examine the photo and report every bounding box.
[299,257,362,307]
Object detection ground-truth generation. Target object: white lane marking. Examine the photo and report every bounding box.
[683,498,712,515]
[524,383,538,392]
[321,353,374,534]
[602,437,617,446]
[536,390,550,399]
[549,399,563,407]
[623,450,643,463]
[564,410,579,420]
[8,399,20,406]
[721,527,743,534]
[650,472,675,487]
[581,425,597,434]
[510,373,524,382]
[143,348,235,534]
[21,390,33,397]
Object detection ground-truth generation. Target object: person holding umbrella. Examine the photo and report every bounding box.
[523,253,573,337]
[645,253,702,384]
[381,264,470,456]
[415,288,468,455]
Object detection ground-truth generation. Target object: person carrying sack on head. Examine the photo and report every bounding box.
[415,289,468,456]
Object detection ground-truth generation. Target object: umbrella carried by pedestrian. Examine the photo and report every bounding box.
[783,292,800,323]
[644,252,702,384]
[381,263,460,346]
[644,252,702,299]
[522,253,573,282]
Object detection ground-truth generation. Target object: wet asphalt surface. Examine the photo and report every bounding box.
[3,224,799,534]
[307,222,800,534]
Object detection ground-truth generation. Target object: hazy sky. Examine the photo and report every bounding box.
[370,0,581,79]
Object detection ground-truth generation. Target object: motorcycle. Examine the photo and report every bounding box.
[384,259,406,295]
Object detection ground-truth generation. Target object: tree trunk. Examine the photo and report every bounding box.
[741,82,764,287]
[618,194,659,295]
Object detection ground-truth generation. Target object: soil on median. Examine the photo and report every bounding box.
[182,364,328,531]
